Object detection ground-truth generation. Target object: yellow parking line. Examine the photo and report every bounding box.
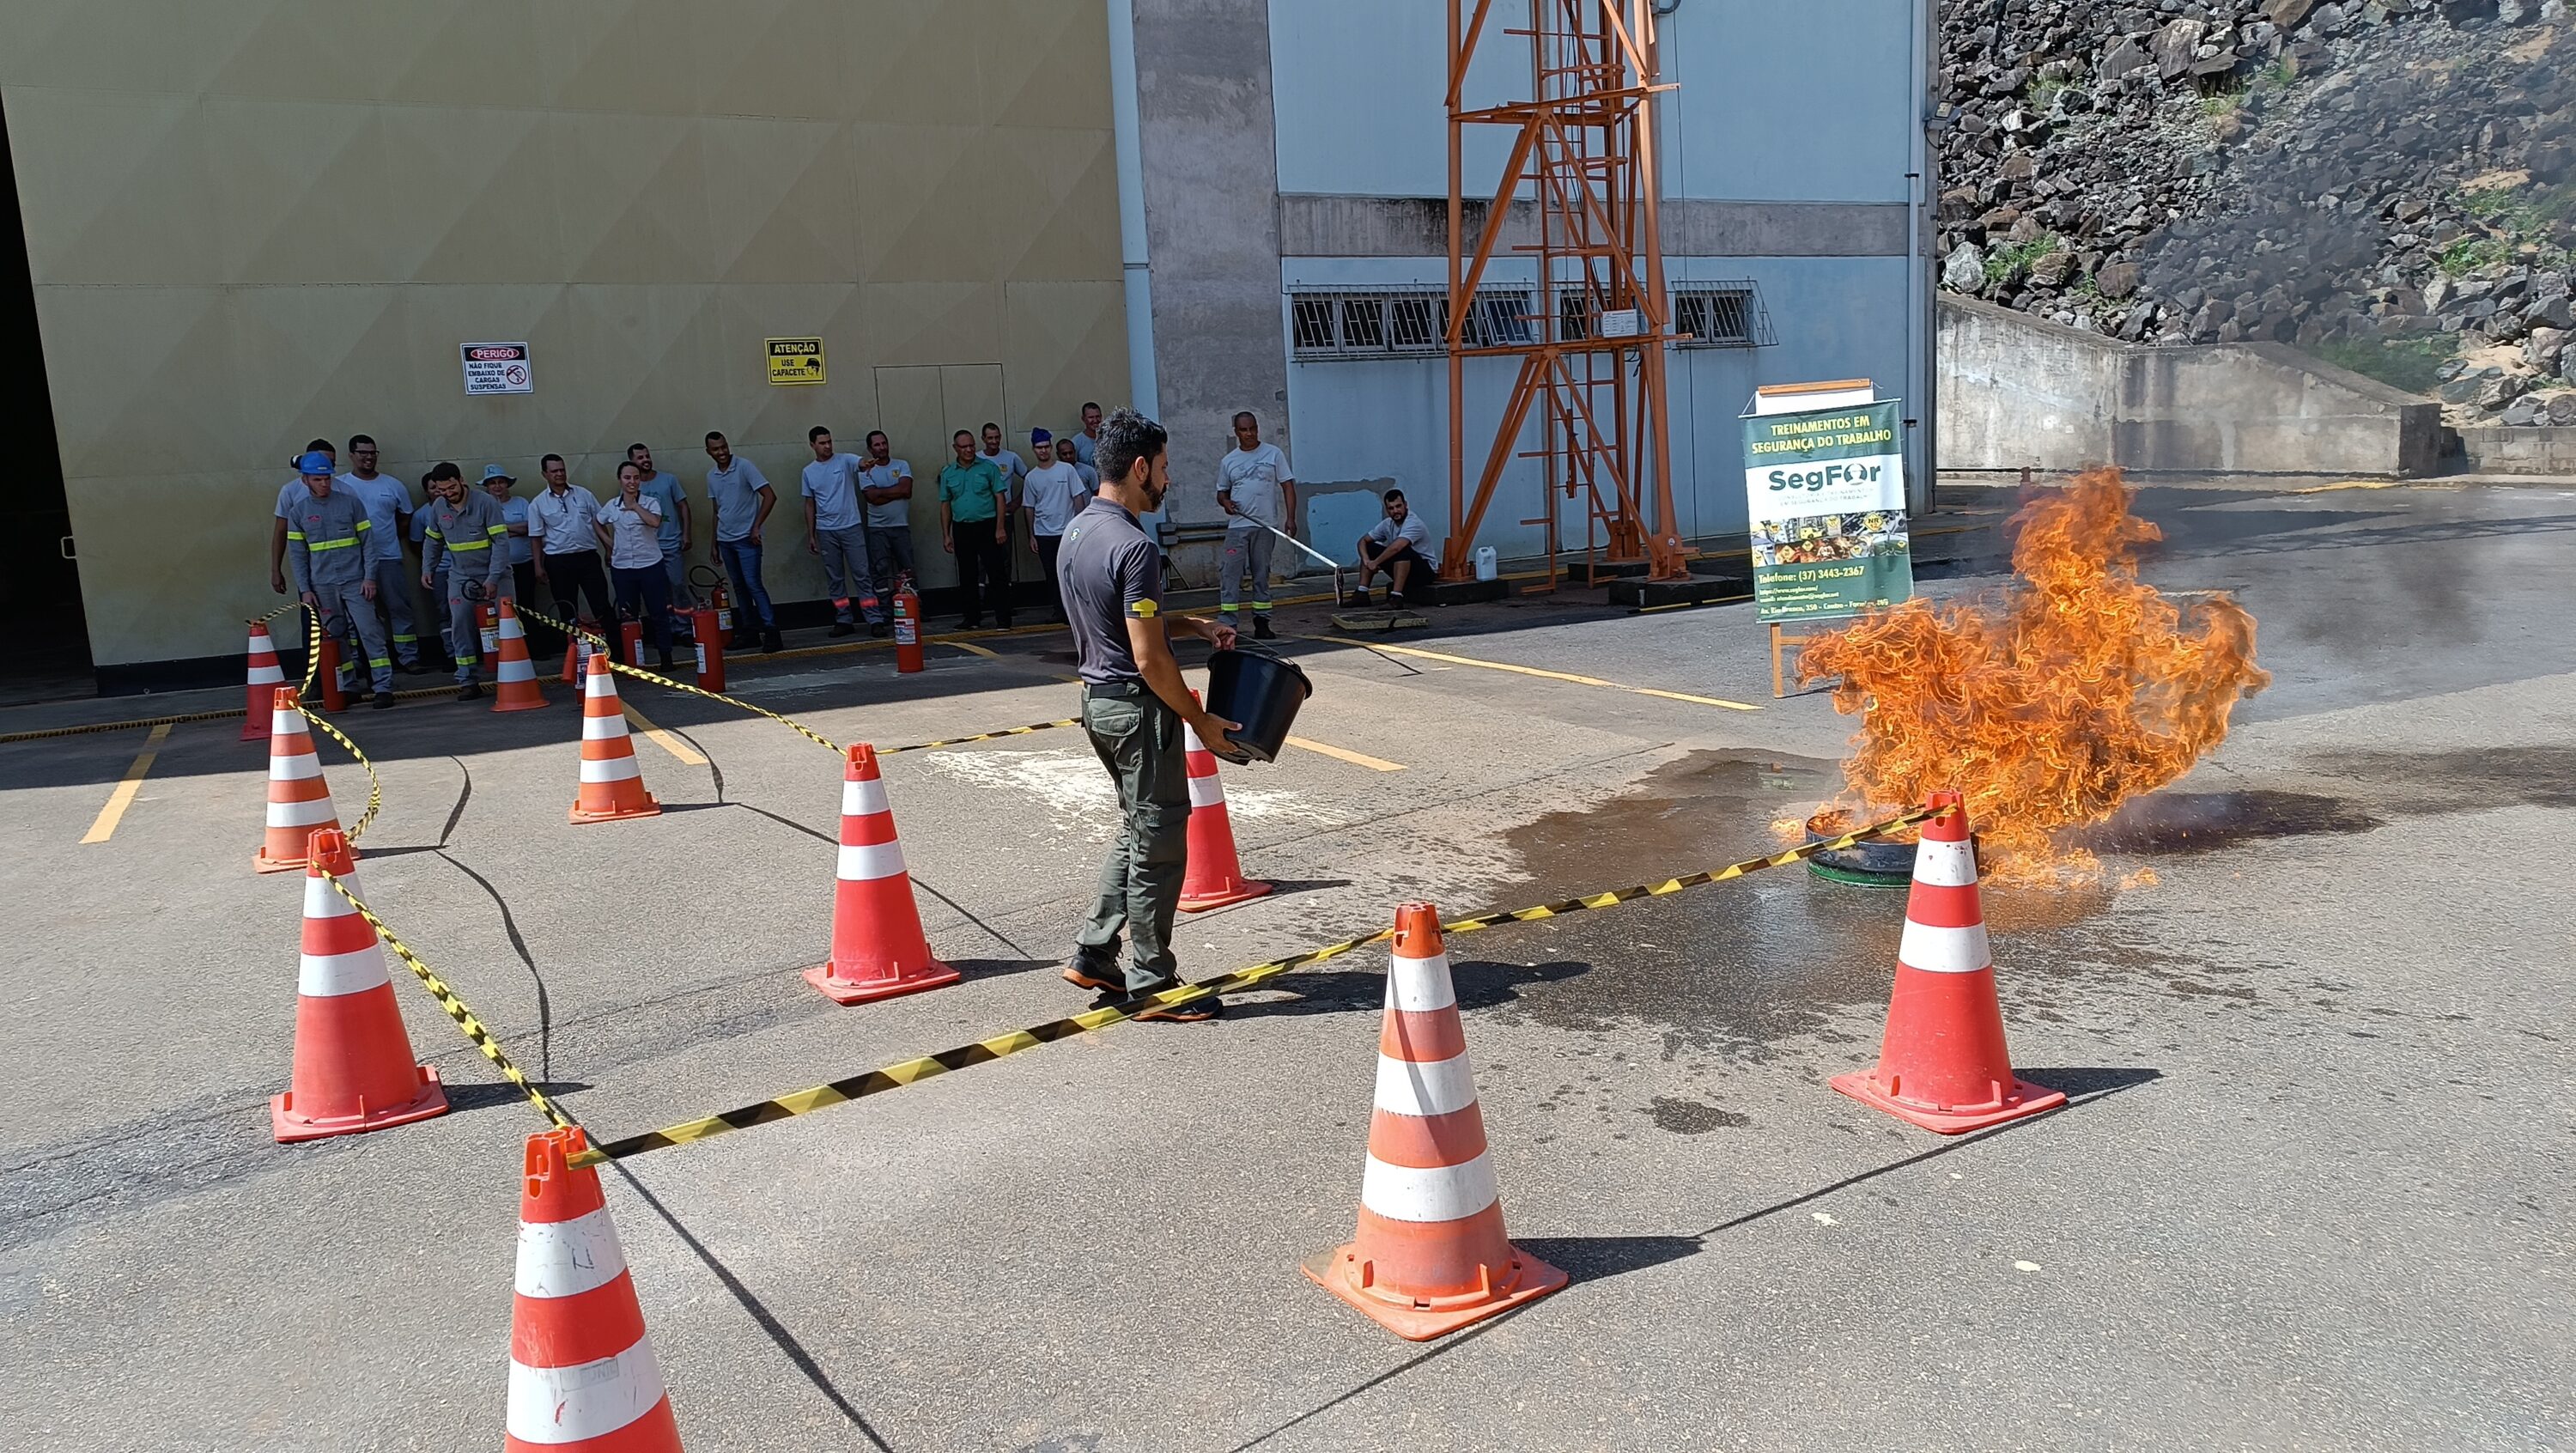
[947,641,1002,659]
[622,703,708,766]
[1631,687,1761,713]
[82,722,171,843]
[1285,736,1406,772]
[1318,636,1759,713]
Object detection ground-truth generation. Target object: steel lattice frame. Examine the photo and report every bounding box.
[1444,0,1691,582]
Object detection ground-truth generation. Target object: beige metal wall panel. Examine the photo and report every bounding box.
[2,0,1125,668]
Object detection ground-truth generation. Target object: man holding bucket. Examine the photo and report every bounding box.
[1056,408,1241,1022]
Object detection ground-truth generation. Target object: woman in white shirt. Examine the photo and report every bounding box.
[595,460,674,669]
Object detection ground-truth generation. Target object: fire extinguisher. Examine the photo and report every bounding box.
[691,602,726,692]
[619,617,645,669]
[317,634,347,712]
[893,577,925,674]
[561,618,589,685]
[475,602,499,672]
[708,577,734,641]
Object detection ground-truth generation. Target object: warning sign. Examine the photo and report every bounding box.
[460,342,532,396]
[766,337,826,386]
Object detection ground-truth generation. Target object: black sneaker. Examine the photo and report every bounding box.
[1253,617,1276,641]
[371,690,395,710]
[456,682,483,702]
[869,622,891,639]
[1137,995,1223,1023]
[1341,589,1372,609]
[1388,592,1406,610]
[828,621,855,637]
[762,627,784,653]
[728,631,755,650]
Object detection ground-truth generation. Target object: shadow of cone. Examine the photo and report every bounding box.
[507,1128,684,1451]
[254,689,345,874]
[241,623,284,740]
[271,828,447,1142]
[569,652,659,824]
[1178,691,1270,912]
[490,599,547,712]
[804,744,960,1004]
[1829,790,2067,1134]
[1303,902,1566,1340]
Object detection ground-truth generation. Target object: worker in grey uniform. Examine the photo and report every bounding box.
[1054,408,1240,1021]
[283,450,395,708]
[418,460,513,701]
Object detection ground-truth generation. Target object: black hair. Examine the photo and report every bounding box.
[347,434,375,451]
[1080,401,1101,413]
[809,425,831,443]
[953,429,975,444]
[626,441,650,459]
[704,430,726,444]
[1383,488,1406,502]
[982,421,1001,432]
[541,453,565,470]
[616,459,642,480]
[306,438,334,454]
[1097,408,1168,488]
[427,461,464,483]
[1231,410,1257,428]
[866,429,888,446]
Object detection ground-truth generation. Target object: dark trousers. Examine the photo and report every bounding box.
[1358,539,1428,595]
[717,538,776,629]
[1036,533,1066,621]
[954,519,1012,627]
[542,550,617,640]
[611,563,673,661]
[1073,682,1191,989]
[510,562,556,654]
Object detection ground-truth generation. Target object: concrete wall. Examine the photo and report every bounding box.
[1131,0,1291,541]
[3,1,1129,671]
[2458,425,2576,474]
[1940,298,2442,477]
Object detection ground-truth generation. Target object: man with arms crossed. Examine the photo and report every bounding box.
[1054,409,1240,1022]
[1019,428,1086,622]
[802,426,876,637]
[1215,411,1293,641]
[858,430,914,638]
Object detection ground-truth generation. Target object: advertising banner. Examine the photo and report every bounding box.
[1741,398,1912,622]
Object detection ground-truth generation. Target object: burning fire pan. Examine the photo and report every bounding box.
[1805,814,1979,888]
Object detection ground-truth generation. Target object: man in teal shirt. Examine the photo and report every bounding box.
[939,429,1012,629]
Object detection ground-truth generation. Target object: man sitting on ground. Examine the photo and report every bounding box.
[1352,488,1432,608]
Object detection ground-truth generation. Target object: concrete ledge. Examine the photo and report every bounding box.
[1940,296,2442,477]
[2458,425,2576,474]
[1607,573,1754,608]
[1279,194,1911,259]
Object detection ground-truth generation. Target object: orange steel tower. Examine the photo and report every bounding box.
[1445,0,1690,584]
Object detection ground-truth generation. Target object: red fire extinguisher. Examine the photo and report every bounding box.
[317,634,347,712]
[475,602,499,672]
[561,618,589,685]
[893,577,925,674]
[691,602,726,692]
[708,580,734,642]
[619,617,645,669]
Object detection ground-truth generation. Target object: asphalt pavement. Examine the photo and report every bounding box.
[0,477,2568,1451]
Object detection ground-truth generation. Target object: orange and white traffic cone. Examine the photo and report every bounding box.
[241,621,286,740]
[491,599,548,713]
[569,651,659,824]
[506,1127,684,1453]
[802,744,960,1005]
[1829,791,2067,1134]
[1178,695,1270,912]
[254,689,345,873]
[270,827,448,1142]
[1303,903,1566,1340]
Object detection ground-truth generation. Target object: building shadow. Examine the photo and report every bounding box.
[951,957,1057,982]
[1222,958,1590,1020]
[1509,1233,1703,1286]
[441,1079,591,1115]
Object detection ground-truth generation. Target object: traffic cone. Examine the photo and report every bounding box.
[241,621,286,740]
[491,599,548,712]
[1829,791,2067,1134]
[506,1127,683,1453]
[270,827,448,1142]
[569,651,659,824]
[802,744,960,1005]
[1303,903,1566,1340]
[254,689,345,873]
[1178,695,1271,912]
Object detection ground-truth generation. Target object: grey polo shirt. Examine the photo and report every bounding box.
[1057,496,1161,686]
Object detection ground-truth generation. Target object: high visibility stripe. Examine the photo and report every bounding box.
[496,658,536,682]
[268,795,339,829]
[368,656,392,668]
[270,751,324,781]
[581,714,630,742]
[586,670,619,700]
[498,616,526,640]
[1188,775,1224,808]
[270,707,309,737]
[579,757,641,785]
[299,946,388,998]
[504,1344,667,1445]
[837,840,907,881]
[1898,918,1992,975]
[841,777,890,818]
[247,662,284,683]
[1373,1050,1479,1118]
[1911,838,1978,888]
[303,872,358,921]
[514,1207,628,1298]
[304,536,360,551]
[285,531,307,542]
[1387,951,1456,1013]
[446,538,493,551]
[1360,1150,1498,1224]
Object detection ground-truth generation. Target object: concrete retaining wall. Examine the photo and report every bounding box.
[2458,425,2576,474]
[1940,296,2442,477]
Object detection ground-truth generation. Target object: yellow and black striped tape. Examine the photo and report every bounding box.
[566,805,1941,1168]
[319,867,579,1133]
[295,704,385,842]
[878,718,1080,756]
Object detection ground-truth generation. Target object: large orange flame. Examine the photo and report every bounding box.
[1796,467,2270,885]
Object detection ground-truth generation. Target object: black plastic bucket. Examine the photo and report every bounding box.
[1203,647,1311,763]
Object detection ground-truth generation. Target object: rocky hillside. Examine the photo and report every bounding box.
[1936,0,2576,429]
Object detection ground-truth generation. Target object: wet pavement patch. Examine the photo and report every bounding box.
[2084,789,2384,854]
[1645,1096,1753,1133]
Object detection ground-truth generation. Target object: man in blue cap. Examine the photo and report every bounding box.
[283,451,396,708]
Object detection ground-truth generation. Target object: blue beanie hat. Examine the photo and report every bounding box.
[1030,427,1053,445]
